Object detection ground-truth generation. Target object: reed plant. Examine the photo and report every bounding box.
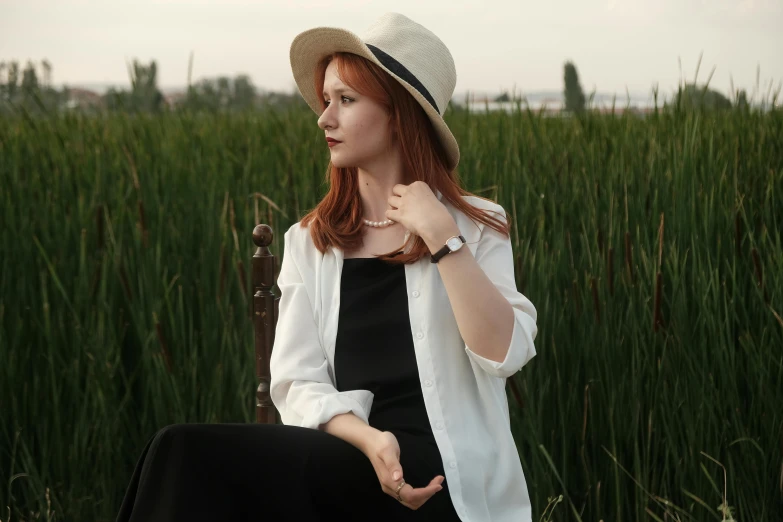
[1,103,781,521]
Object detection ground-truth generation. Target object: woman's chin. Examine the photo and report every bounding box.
[329,155,351,169]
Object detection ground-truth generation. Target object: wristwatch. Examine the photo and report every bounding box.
[430,235,466,263]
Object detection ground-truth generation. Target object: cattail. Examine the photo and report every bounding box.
[597,227,605,257]
[657,212,664,269]
[123,145,141,191]
[119,261,132,302]
[607,247,615,296]
[237,259,248,299]
[138,199,148,248]
[572,280,581,316]
[567,230,575,272]
[514,252,526,294]
[96,204,104,250]
[751,248,762,289]
[751,248,769,304]
[230,197,240,254]
[508,377,524,409]
[218,244,227,302]
[90,262,102,300]
[653,271,663,332]
[582,384,590,442]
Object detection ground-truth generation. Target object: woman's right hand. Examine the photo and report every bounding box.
[363,430,445,510]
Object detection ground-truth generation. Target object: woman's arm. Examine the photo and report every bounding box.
[324,413,445,510]
[421,204,538,378]
[320,412,382,454]
[270,225,375,429]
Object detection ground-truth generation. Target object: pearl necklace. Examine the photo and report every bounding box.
[363,218,395,228]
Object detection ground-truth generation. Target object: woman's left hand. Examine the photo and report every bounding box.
[386,181,454,240]
[364,430,445,510]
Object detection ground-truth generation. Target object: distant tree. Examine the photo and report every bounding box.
[185,78,222,111]
[127,59,164,112]
[42,59,52,88]
[259,89,308,111]
[103,87,133,111]
[217,77,231,107]
[183,74,258,111]
[233,74,257,110]
[674,83,732,111]
[494,92,510,103]
[99,59,163,113]
[563,61,586,113]
[0,61,7,102]
[6,61,20,101]
[0,58,66,113]
[21,60,39,95]
[735,89,749,111]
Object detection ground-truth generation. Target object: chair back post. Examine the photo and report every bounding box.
[252,224,279,424]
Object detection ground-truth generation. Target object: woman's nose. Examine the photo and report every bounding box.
[317,106,334,130]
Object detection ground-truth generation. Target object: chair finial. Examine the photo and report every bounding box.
[252,224,273,248]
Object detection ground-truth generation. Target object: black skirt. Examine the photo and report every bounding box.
[115,256,461,521]
[115,422,459,521]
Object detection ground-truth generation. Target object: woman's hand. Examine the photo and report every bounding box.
[386,181,455,240]
[363,430,445,510]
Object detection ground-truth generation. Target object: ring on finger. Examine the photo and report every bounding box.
[395,479,406,502]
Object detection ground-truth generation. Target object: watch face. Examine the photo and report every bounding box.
[447,237,463,251]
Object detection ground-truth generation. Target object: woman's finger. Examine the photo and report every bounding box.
[378,449,404,484]
[396,476,444,508]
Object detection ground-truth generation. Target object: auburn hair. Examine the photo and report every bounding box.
[299,51,510,264]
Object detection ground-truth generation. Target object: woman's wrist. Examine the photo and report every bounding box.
[320,412,383,455]
[357,424,384,455]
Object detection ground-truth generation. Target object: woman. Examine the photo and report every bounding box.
[115,12,538,522]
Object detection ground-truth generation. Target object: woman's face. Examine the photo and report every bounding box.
[317,60,395,169]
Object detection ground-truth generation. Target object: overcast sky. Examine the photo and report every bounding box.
[2,0,781,100]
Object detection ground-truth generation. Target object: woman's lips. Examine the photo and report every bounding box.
[327,141,341,147]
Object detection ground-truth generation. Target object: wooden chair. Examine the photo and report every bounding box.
[250,224,526,425]
[252,224,280,425]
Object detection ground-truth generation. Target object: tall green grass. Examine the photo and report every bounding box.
[1,105,781,521]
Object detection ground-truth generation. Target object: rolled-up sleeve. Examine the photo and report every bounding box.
[464,205,538,379]
[270,226,374,429]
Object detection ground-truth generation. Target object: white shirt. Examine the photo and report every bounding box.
[270,191,538,522]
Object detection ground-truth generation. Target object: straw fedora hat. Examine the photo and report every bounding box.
[289,12,460,171]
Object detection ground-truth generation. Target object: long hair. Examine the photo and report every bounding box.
[299,51,510,264]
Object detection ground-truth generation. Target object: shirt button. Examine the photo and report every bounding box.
[416,332,424,339]
[412,290,420,298]
[424,379,433,387]
[449,461,457,469]
[435,421,444,430]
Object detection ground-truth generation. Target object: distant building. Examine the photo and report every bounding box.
[466,99,565,115]
[465,94,664,117]
[163,91,187,109]
[64,88,104,110]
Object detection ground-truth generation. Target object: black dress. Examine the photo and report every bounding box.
[114,256,461,522]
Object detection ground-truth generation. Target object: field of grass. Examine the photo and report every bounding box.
[1,103,781,521]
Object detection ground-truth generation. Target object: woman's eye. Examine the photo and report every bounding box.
[324,96,352,106]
